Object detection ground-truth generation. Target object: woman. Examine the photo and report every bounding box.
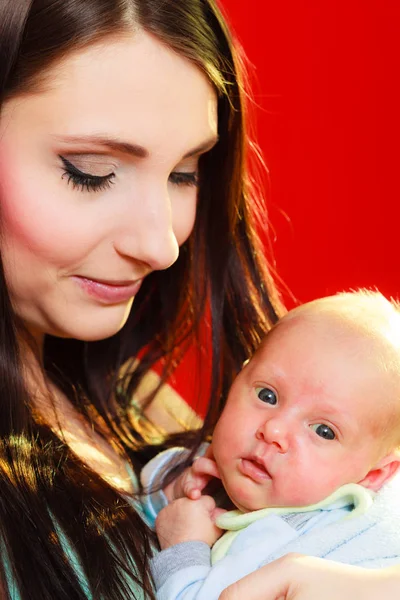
[0,1,398,599]
[0,0,281,597]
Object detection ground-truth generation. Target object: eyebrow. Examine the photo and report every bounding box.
[53,134,219,159]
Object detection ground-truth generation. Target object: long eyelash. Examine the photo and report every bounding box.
[59,155,115,192]
[169,172,199,187]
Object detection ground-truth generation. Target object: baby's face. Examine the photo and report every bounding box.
[212,316,392,512]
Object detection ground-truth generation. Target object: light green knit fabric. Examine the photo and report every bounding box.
[211,483,374,564]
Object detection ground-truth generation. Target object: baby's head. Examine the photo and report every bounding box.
[212,290,400,512]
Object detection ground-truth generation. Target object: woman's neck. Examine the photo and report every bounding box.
[19,334,135,494]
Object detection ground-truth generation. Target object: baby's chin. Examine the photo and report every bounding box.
[224,486,269,513]
[225,485,322,513]
[228,495,312,513]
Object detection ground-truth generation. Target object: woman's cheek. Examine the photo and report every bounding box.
[172,192,198,246]
[0,166,97,264]
[1,187,75,261]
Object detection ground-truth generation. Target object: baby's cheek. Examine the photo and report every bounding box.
[289,465,341,506]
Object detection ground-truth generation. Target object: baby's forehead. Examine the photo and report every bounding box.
[279,298,400,352]
[252,314,400,439]
[254,305,400,393]
[271,301,400,422]
[264,309,367,350]
[283,293,400,336]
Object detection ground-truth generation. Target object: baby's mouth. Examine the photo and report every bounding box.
[239,457,272,482]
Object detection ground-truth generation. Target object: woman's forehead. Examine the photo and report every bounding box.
[1,32,218,161]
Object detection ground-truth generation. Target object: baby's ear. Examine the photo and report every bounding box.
[358,449,400,492]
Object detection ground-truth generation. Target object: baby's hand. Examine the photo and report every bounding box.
[164,445,221,502]
[155,495,225,550]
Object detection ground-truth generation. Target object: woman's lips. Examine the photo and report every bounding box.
[73,276,143,304]
[239,457,272,483]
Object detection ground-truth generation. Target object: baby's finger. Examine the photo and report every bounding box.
[185,487,201,500]
[191,456,221,479]
[183,471,209,496]
[211,507,227,522]
[202,444,215,460]
[183,473,213,497]
[197,494,217,512]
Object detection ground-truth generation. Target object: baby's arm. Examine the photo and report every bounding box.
[151,496,226,600]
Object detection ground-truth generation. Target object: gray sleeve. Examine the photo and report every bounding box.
[150,541,211,591]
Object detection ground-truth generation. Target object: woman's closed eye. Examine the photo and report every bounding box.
[169,171,199,187]
[60,155,198,192]
[60,155,115,192]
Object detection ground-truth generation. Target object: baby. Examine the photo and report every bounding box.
[148,290,400,599]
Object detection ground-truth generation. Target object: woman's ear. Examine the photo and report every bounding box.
[357,449,400,492]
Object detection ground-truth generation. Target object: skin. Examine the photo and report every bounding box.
[0,30,217,492]
[218,554,400,600]
[156,494,224,550]
[212,315,400,511]
[2,28,399,600]
[157,309,400,550]
[0,31,218,348]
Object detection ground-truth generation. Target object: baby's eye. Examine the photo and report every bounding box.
[310,424,336,440]
[256,387,277,405]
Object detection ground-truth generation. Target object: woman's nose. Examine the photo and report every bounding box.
[256,417,290,453]
[114,186,180,271]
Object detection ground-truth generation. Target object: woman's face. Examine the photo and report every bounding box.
[0,32,218,342]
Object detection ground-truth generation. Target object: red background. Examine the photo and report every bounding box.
[173,1,400,415]
[224,0,400,306]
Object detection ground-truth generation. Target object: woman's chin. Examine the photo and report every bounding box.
[44,304,133,342]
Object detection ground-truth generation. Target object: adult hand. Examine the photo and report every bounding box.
[156,495,225,550]
[219,553,400,600]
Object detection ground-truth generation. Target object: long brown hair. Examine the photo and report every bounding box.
[0,1,284,598]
